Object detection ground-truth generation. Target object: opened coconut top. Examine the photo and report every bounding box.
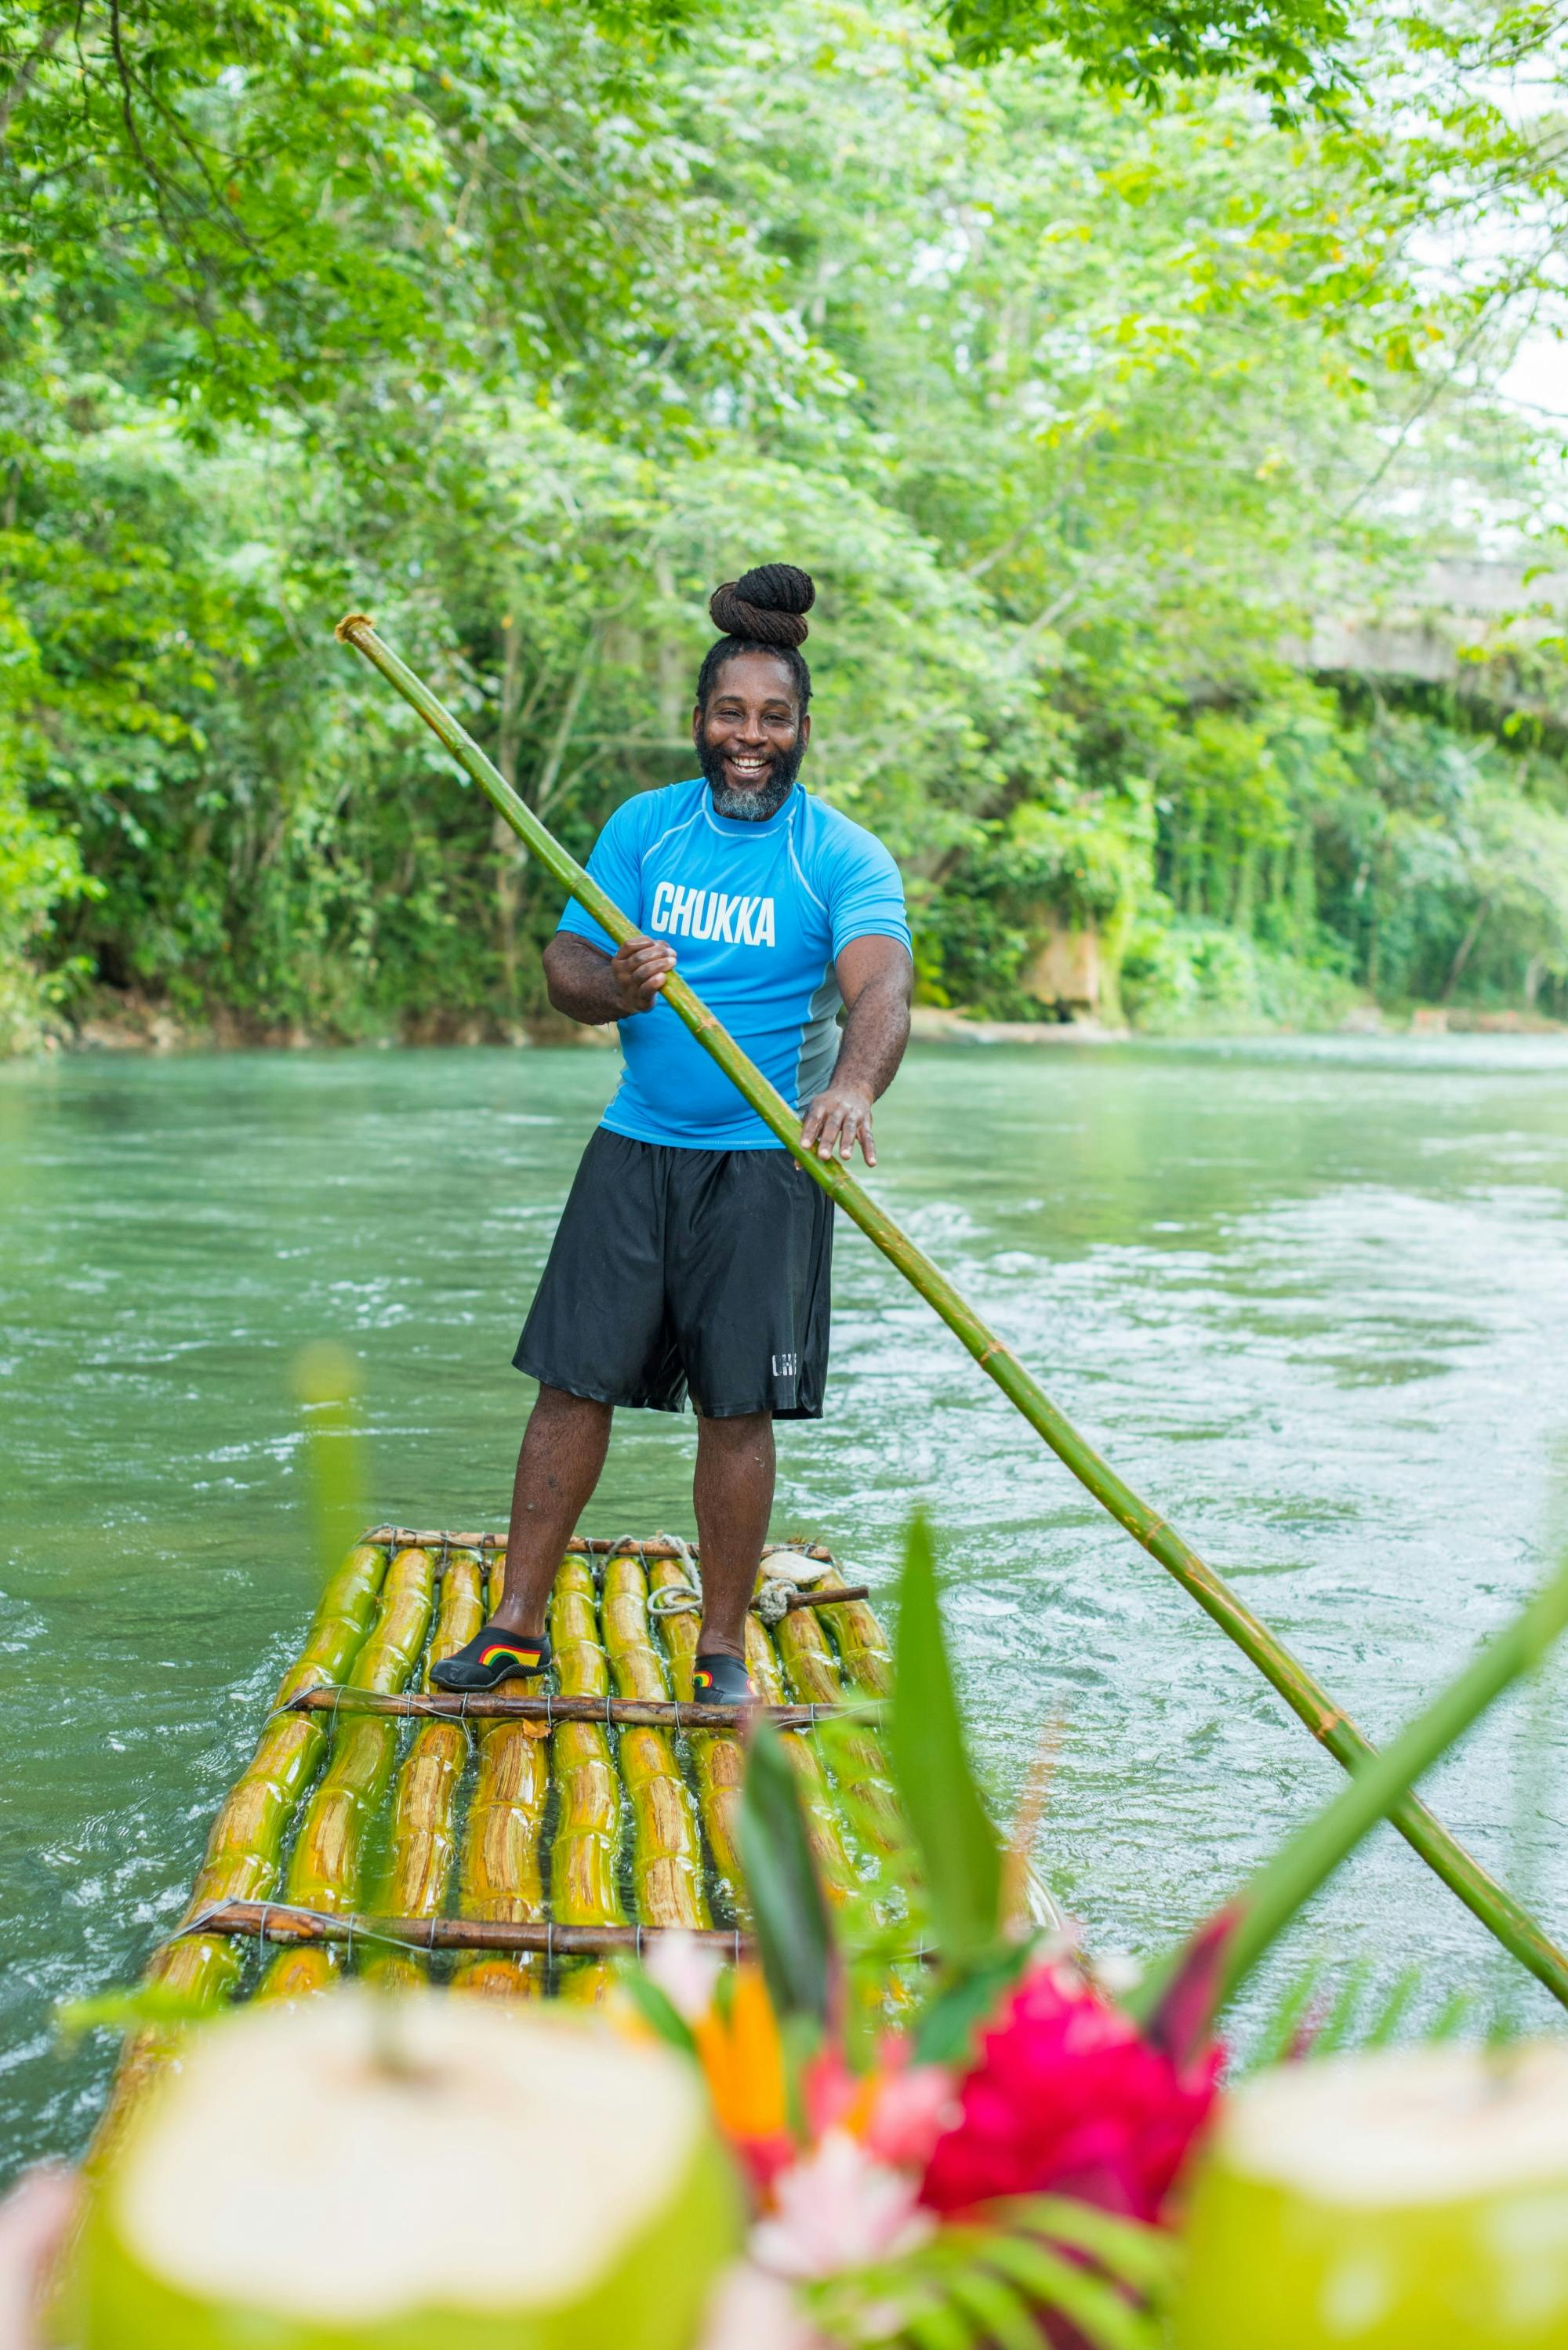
[1220,2043,1568,2208]
[115,1992,713,2320]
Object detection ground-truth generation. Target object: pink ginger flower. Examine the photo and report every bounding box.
[753,2131,934,2282]
[864,2050,960,2170]
[695,2259,828,2350]
[920,1963,1220,2225]
[803,2041,957,2173]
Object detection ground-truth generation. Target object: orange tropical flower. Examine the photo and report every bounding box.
[693,1965,789,2145]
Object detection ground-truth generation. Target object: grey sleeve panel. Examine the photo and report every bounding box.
[793,962,844,1107]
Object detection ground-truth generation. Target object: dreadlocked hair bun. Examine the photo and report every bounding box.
[708,563,815,648]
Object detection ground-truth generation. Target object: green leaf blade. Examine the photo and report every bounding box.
[887,1514,1003,1971]
[736,1721,836,2030]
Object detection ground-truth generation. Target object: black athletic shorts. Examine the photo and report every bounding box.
[514,1128,834,1419]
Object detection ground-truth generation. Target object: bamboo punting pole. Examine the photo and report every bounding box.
[548,1555,624,2003]
[336,612,1568,2010]
[450,1548,551,1999]
[89,1541,390,2167]
[362,1549,485,1992]
[601,1551,712,1930]
[185,1901,756,1960]
[285,1687,868,1730]
[257,1545,436,2000]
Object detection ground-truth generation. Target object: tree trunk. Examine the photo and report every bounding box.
[534,638,596,824]
[1440,899,1490,1003]
[653,549,685,747]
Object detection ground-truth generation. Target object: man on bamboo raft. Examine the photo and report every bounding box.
[433,563,913,1705]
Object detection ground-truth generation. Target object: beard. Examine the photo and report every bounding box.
[699,735,805,821]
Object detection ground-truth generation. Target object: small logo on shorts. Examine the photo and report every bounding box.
[771,1352,798,1378]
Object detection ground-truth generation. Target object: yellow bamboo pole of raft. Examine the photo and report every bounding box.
[742,1607,860,1903]
[548,1555,625,2005]
[814,1568,893,1698]
[450,1553,551,1999]
[641,1552,857,1915]
[336,615,1568,2012]
[601,1551,711,1931]
[756,1585,925,2024]
[646,1555,749,1914]
[775,1595,903,1857]
[256,1545,436,2000]
[89,1540,390,2167]
[362,1549,485,1992]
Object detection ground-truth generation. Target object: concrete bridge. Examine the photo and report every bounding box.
[1300,558,1568,718]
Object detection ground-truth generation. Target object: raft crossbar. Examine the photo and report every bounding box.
[185,1899,933,1963]
[364,1526,837,1563]
[358,1531,864,1610]
[775,1585,870,1611]
[184,1899,755,1959]
[285,1686,877,1731]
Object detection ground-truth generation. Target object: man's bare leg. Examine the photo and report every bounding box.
[487,1385,612,1640]
[692,1410,775,1661]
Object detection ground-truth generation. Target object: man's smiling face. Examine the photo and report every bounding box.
[694,648,811,821]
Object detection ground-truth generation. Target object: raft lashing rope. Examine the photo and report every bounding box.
[90,1527,896,2161]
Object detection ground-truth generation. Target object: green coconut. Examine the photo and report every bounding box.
[75,1987,742,2350]
[1176,2041,1568,2350]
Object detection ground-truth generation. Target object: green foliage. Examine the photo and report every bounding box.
[1120,910,1356,1033]
[808,2195,1175,2350]
[1232,1956,1483,2073]
[943,0,1354,117]
[1244,1952,1327,2072]
[55,1981,216,2041]
[810,1712,937,2058]
[731,1516,1037,2065]
[613,1961,700,2058]
[5,0,1568,1043]
[1314,706,1568,1010]
[737,1723,837,2036]
[3,0,774,430]
[291,1343,365,1589]
[0,774,92,1050]
[887,1516,1004,1976]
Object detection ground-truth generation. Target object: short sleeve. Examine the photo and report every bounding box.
[555,797,646,953]
[823,823,913,964]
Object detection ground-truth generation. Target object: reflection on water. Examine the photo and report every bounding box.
[4,1034,1568,2170]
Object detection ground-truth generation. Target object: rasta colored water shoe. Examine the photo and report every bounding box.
[430,1625,554,1693]
[691,1652,754,1706]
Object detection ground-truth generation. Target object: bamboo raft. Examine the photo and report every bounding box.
[94,1525,895,2157]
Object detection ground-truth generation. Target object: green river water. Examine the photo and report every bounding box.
[4,1033,1568,2175]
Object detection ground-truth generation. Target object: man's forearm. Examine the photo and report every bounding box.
[543,937,625,1024]
[833,975,911,1102]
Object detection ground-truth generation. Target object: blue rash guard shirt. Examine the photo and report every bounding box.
[555,777,912,1150]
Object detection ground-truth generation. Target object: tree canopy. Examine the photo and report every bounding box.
[3,0,1567,1046]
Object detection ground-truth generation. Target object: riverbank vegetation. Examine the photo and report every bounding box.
[5,0,1568,1050]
